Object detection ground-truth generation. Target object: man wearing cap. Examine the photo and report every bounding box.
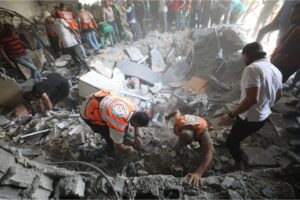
[220,42,282,170]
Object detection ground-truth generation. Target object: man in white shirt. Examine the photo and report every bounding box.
[44,13,89,72]
[220,42,282,170]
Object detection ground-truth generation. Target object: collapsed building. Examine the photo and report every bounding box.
[0,1,300,200]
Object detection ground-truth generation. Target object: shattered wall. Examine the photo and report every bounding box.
[0,1,41,19]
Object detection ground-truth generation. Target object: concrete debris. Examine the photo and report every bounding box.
[221,176,235,190]
[241,146,277,166]
[57,176,85,198]
[150,48,166,72]
[116,60,159,85]
[261,186,273,198]
[161,61,191,84]
[228,189,243,199]
[182,77,208,94]
[125,47,144,62]
[0,72,23,107]
[55,55,71,67]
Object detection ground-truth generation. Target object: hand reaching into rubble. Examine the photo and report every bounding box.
[219,114,234,126]
[187,172,204,187]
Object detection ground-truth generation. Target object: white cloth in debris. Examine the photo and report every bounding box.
[50,19,78,48]
[109,128,124,144]
[239,58,282,122]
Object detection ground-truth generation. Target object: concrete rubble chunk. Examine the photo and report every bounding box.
[114,176,126,194]
[125,47,144,62]
[228,189,243,200]
[261,186,273,198]
[58,176,85,198]
[116,60,159,85]
[39,175,54,191]
[10,164,37,188]
[241,146,277,166]
[221,177,235,190]
[0,186,23,199]
[150,48,166,72]
[89,58,114,78]
[161,61,191,84]
[31,187,52,199]
[0,149,17,174]
[204,176,221,189]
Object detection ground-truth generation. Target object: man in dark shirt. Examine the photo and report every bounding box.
[0,23,42,80]
[23,73,69,113]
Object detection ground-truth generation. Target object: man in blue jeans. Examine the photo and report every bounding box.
[0,23,42,80]
[78,3,101,54]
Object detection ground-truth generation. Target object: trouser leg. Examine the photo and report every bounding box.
[15,55,42,80]
[226,117,266,162]
[90,30,100,50]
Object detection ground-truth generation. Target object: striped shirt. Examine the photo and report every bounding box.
[0,33,26,60]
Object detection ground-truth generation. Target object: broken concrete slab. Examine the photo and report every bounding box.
[79,70,123,98]
[0,72,23,107]
[150,48,166,72]
[125,47,144,62]
[0,186,22,199]
[221,176,235,190]
[161,61,191,84]
[89,58,114,78]
[31,187,52,199]
[241,146,277,166]
[58,176,85,198]
[228,189,243,199]
[55,55,71,67]
[116,60,159,85]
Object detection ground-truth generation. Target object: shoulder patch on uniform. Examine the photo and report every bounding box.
[111,100,129,117]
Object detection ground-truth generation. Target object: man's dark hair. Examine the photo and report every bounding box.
[59,2,64,9]
[242,42,266,65]
[78,3,83,10]
[130,112,149,127]
[3,23,15,36]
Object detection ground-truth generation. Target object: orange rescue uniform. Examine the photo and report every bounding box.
[174,114,208,139]
[82,90,137,132]
[58,10,78,30]
[78,10,95,30]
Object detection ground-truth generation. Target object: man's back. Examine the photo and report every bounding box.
[239,59,282,121]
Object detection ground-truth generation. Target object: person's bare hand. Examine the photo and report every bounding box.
[187,173,203,187]
[127,146,137,155]
[219,114,233,126]
[10,62,17,68]
[134,136,142,145]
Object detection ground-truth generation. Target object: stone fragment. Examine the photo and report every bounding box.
[73,133,86,146]
[114,176,126,194]
[191,141,200,149]
[39,175,54,191]
[31,187,52,199]
[221,177,235,190]
[137,170,149,176]
[241,146,277,166]
[204,176,221,189]
[58,176,85,198]
[231,180,242,190]
[150,48,166,72]
[228,189,243,199]
[261,186,273,198]
[10,165,37,188]
[125,47,144,62]
[220,156,230,162]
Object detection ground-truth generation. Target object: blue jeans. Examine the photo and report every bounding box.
[82,30,100,51]
[108,21,120,43]
[15,55,42,80]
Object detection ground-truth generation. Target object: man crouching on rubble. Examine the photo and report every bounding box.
[80,90,149,155]
[220,42,282,170]
[165,110,213,186]
[23,73,70,114]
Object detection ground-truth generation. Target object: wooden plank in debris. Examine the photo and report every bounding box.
[182,76,208,94]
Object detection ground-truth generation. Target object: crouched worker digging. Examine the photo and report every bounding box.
[80,90,149,155]
[165,110,213,186]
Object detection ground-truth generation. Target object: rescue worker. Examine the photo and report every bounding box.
[57,3,79,32]
[80,90,150,155]
[165,110,213,186]
[77,3,101,54]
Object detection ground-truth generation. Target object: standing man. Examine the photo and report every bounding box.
[77,3,101,54]
[23,73,69,114]
[165,110,213,186]
[0,23,42,80]
[80,90,149,154]
[126,0,139,41]
[271,3,300,83]
[220,42,282,170]
[159,0,168,32]
[45,14,89,72]
[57,3,79,32]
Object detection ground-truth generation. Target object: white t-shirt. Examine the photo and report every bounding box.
[50,19,78,48]
[239,59,282,122]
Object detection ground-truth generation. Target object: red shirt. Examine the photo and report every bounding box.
[171,0,183,13]
[0,33,26,60]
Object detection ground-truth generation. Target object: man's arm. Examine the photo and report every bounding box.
[110,128,136,154]
[188,130,213,186]
[231,86,259,117]
[275,88,282,103]
[0,45,17,68]
[114,143,136,154]
[165,109,180,120]
[41,93,53,110]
